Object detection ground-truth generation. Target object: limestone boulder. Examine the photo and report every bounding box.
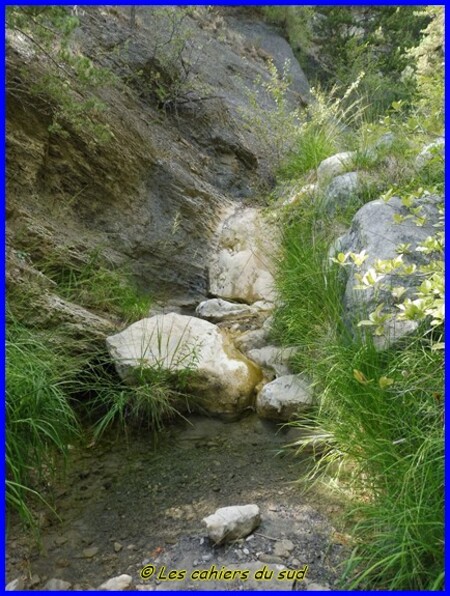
[256,375,314,421]
[202,505,260,544]
[98,575,133,591]
[195,298,254,322]
[336,194,442,349]
[106,313,262,418]
[317,152,354,185]
[209,207,278,304]
[321,172,360,214]
[247,346,299,378]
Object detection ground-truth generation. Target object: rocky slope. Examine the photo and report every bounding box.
[7,6,309,320]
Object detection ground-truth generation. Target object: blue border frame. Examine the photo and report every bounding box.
[2,2,447,594]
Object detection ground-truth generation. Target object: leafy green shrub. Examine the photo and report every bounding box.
[278,78,365,181]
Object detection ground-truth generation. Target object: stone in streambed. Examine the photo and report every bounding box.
[98,574,133,591]
[43,578,72,591]
[106,313,262,418]
[257,375,314,421]
[202,504,260,544]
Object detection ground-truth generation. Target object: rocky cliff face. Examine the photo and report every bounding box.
[7,6,309,322]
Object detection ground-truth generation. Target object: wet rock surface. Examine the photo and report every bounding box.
[6,415,348,591]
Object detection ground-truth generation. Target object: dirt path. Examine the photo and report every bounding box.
[6,415,349,591]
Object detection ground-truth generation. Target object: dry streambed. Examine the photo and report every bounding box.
[6,415,349,591]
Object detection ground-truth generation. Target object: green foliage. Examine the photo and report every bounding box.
[36,249,152,322]
[407,6,444,134]
[241,58,303,174]
[264,6,432,121]
[6,6,115,142]
[274,193,443,588]
[278,79,365,180]
[6,316,81,526]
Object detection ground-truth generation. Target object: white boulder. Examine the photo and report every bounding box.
[317,152,354,185]
[98,575,133,591]
[209,208,278,304]
[106,313,261,417]
[336,194,442,349]
[202,504,261,544]
[256,374,314,421]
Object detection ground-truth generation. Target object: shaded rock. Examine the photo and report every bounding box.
[43,578,72,591]
[317,152,354,185]
[106,313,262,418]
[235,328,269,352]
[416,136,444,169]
[82,546,99,558]
[257,375,314,421]
[98,575,133,591]
[274,539,295,558]
[247,346,298,377]
[336,194,442,349]
[209,207,278,304]
[196,298,254,321]
[202,504,260,544]
[321,172,360,214]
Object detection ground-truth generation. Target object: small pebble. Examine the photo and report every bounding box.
[82,547,99,559]
[29,575,41,588]
[43,578,72,591]
[114,542,123,553]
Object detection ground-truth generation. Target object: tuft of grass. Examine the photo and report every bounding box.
[6,315,81,527]
[278,125,338,180]
[36,248,152,322]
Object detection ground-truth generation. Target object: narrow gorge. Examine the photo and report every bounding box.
[6,6,444,592]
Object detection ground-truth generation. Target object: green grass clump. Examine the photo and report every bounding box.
[278,125,339,180]
[37,249,152,322]
[6,317,81,527]
[273,186,444,590]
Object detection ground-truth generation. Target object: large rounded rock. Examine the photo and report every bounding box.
[336,194,442,349]
[209,207,278,304]
[256,375,314,421]
[106,313,262,418]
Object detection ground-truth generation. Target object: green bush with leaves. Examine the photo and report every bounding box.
[6,6,114,142]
